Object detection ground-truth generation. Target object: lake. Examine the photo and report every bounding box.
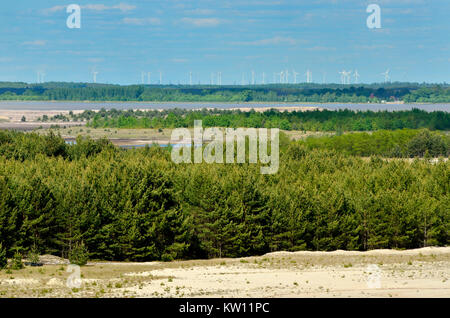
[0,101,449,112]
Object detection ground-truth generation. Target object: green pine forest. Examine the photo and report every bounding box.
[0,129,448,261]
[1,82,450,103]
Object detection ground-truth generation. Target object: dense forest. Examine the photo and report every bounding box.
[0,130,448,261]
[0,82,449,103]
[74,108,450,131]
[301,129,450,157]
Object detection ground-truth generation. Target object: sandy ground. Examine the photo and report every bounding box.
[0,110,84,122]
[0,107,321,136]
[0,122,84,131]
[36,126,331,145]
[0,106,319,124]
[32,127,329,146]
[0,109,85,131]
[0,247,448,298]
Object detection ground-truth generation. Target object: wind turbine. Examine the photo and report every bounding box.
[37,71,45,83]
[159,71,162,84]
[305,70,312,83]
[354,70,360,84]
[339,71,345,84]
[141,71,145,84]
[344,70,352,84]
[285,70,289,84]
[279,71,284,84]
[92,71,98,83]
[262,72,266,85]
[339,70,351,84]
[292,70,299,84]
[217,72,222,85]
[251,70,255,85]
[381,69,390,83]
[147,72,151,84]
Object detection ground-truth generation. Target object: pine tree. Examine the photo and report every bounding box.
[0,243,7,269]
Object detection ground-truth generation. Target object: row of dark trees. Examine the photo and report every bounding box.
[0,131,448,261]
[0,82,449,102]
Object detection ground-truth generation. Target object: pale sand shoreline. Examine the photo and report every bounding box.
[103,247,450,298]
[1,247,448,298]
[0,110,85,122]
[0,106,320,123]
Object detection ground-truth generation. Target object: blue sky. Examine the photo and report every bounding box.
[0,0,449,84]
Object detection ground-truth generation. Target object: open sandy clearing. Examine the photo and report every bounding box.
[0,247,448,298]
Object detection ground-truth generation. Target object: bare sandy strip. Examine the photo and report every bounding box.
[0,106,320,123]
[0,110,84,122]
[115,247,449,298]
[0,247,448,298]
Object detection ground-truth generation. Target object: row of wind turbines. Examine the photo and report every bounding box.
[36,69,392,85]
[338,69,390,85]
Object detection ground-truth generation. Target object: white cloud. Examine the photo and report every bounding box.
[228,0,284,6]
[234,36,302,46]
[355,44,395,50]
[82,4,109,11]
[306,46,336,51]
[22,40,47,46]
[171,58,189,63]
[42,5,66,14]
[0,57,13,63]
[180,17,222,27]
[112,3,136,12]
[185,9,215,15]
[122,17,161,26]
[42,3,136,14]
[87,58,105,63]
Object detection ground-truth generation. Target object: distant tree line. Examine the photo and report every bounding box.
[0,82,449,103]
[0,130,448,261]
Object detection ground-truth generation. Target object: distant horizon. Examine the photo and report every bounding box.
[1,81,449,87]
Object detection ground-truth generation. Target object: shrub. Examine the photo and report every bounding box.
[161,254,174,262]
[406,130,448,157]
[11,250,24,270]
[0,243,7,269]
[27,245,40,264]
[69,242,89,266]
